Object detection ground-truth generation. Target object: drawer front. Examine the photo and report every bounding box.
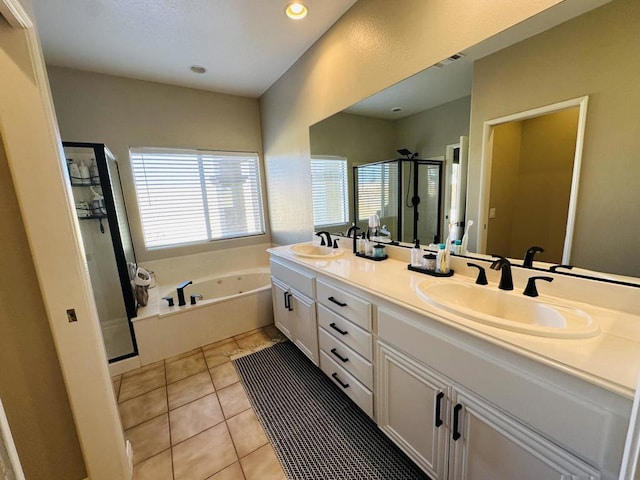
[317,279,371,331]
[270,259,315,298]
[320,350,373,418]
[318,304,373,361]
[319,327,373,389]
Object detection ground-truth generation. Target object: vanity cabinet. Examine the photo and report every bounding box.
[316,279,374,418]
[270,259,319,365]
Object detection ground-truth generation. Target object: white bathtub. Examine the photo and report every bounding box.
[133,268,274,365]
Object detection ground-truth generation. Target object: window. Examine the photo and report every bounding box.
[356,162,398,221]
[130,147,265,248]
[310,156,348,227]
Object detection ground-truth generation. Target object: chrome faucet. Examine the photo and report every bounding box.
[490,256,513,290]
[176,280,192,306]
[523,246,544,268]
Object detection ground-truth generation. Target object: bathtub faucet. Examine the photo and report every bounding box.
[176,280,193,306]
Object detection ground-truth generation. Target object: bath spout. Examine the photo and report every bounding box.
[177,280,193,306]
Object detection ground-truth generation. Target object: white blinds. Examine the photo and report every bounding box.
[356,162,398,220]
[311,157,348,227]
[130,148,265,248]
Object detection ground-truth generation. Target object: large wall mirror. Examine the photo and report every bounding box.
[309,0,640,284]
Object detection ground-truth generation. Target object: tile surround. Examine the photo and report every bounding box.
[115,325,286,480]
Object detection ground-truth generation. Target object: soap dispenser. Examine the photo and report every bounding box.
[411,239,422,267]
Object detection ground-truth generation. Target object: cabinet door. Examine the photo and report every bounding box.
[377,341,448,479]
[449,388,600,480]
[271,279,294,340]
[290,291,318,366]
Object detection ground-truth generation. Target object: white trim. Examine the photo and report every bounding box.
[0,0,32,28]
[0,397,26,480]
[477,96,589,263]
[0,5,132,480]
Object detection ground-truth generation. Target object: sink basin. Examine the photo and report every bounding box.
[289,243,344,259]
[416,281,599,339]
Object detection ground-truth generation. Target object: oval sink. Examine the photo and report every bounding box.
[416,281,599,339]
[289,243,344,259]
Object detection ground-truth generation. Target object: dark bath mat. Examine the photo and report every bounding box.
[232,341,430,480]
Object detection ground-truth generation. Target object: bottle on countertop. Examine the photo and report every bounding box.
[453,239,462,255]
[410,239,422,267]
[423,253,437,271]
[436,243,450,273]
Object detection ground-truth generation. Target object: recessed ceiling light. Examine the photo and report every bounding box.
[391,107,404,113]
[190,65,206,74]
[285,2,308,20]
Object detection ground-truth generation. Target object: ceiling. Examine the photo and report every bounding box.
[30,0,356,98]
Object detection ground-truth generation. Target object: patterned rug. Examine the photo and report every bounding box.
[232,341,430,480]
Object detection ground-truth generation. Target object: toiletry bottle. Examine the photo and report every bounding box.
[423,253,436,271]
[79,160,91,185]
[68,160,81,184]
[411,239,422,267]
[453,239,462,255]
[436,243,449,273]
[89,158,100,184]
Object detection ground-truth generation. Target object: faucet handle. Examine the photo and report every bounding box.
[523,276,553,297]
[162,296,174,307]
[467,263,488,285]
[550,264,573,272]
[190,294,203,305]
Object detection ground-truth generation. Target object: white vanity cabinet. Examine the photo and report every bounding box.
[270,259,319,365]
[316,278,374,418]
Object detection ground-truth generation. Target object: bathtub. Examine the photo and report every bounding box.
[132,268,274,365]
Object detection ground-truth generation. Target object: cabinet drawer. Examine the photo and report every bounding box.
[318,304,373,361]
[317,279,371,331]
[270,259,315,298]
[319,327,373,389]
[320,350,373,418]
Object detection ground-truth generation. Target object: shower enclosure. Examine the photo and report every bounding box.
[354,158,444,245]
[63,142,138,362]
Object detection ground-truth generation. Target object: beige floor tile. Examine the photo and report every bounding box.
[210,362,239,390]
[133,449,173,480]
[262,324,283,341]
[166,347,202,364]
[167,370,214,410]
[169,393,225,445]
[203,340,239,369]
[172,423,238,480]
[217,382,251,419]
[207,462,245,480]
[166,351,207,384]
[119,364,166,403]
[119,387,168,430]
[227,409,268,458]
[123,360,165,379]
[234,329,271,350]
[125,414,170,465]
[240,444,286,480]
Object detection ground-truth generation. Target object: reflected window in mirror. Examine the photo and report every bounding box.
[311,156,349,228]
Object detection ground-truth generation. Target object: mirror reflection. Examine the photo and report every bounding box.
[310,0,640,284]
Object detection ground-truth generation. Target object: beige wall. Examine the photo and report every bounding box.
[47,67,269,262]
[260,0,565,246]
[469,0,640,276]
[0,137,86,479]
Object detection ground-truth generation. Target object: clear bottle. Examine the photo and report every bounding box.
[410,239,422,267]
[436,243,449,273]
[453,239,462,255]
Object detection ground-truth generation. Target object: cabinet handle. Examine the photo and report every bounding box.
[452,403,463,441]
[329,322,348,335]
[283,291,290,310]
[328,296,347,307]
[331,372,349,389]
[435,391,445,428]
[330,348,349,363]
[286,292,293,311]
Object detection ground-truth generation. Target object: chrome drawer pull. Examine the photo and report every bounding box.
[330,348,349,363]
[332,372,349,389]
[328,296,347,307]
[329,322,348,335]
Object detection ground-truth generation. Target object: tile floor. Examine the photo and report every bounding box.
[111,325,287,480]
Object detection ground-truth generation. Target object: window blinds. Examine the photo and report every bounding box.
[356,162,398,220]
[311,157,348,227]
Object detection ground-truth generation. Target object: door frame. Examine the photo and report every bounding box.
[0,1,132,478]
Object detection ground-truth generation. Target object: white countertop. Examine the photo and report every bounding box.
[269,243,640,399]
